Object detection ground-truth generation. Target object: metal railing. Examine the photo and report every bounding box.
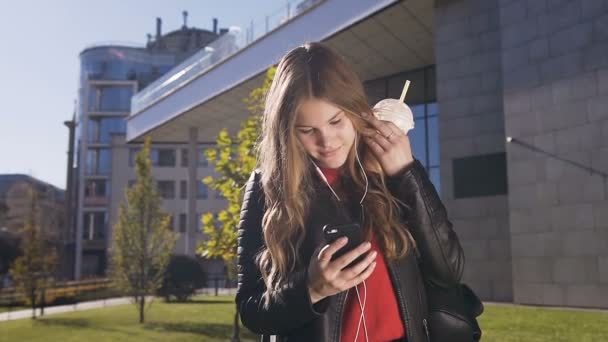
[130,0,325,115]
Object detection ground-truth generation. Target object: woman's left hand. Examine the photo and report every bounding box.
[362,114,415,177]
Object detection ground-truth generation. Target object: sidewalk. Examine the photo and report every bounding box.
[0,288,237,322]
[0,297,141,322]
[483,301,608,314]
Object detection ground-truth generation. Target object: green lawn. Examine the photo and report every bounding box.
[1,297,608,341]
[0,296,258,342]
[478,304,608,342]
[0,306,26,313]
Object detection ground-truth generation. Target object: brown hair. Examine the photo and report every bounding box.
[256,42,414,305]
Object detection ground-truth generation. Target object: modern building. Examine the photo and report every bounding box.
[70,14,233,280]
[126,0,608,309]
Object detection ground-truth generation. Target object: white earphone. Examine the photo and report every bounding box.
[311,133,370,342]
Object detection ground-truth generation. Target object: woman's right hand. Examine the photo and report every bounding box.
[307,237,378,304]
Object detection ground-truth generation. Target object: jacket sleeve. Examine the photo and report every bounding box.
[235,170,325,335]
[386,159,465,288]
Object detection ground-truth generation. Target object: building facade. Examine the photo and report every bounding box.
[126,0,608,309]
[71,16,231,280]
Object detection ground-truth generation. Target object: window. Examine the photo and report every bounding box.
[156,149,176,167]
[86,148,111,175]
[179,213,187,233]
[180,180,188,199]
[99,117,126,143]
[197,213,203,233]
[453,153,508,198]
[168,215,175,231]
[129,148,141,167]
[157,181,175,199]
[409,118,427,167]
[198,148,209,167]
[181,147,210,167]
[83,212,106,240]
[85,179,108,197]
[197,182,208,199]
[181,149,189,167]
[130,148,175,167]
[88,85,133,112]
[87,117,126,144]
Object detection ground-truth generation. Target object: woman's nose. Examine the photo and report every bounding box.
[316,130,335,147]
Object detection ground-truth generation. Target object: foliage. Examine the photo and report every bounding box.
[197,66,275,280]
[8,184,57,319]
[158,255,207,302]
[109,137,178,323]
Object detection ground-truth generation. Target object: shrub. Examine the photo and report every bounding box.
[158,255,206,302]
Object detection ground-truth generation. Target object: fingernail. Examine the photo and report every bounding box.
[371,251,378,258]
[372,262,377,268]
[340,237,348,244]
[365,242,371,249]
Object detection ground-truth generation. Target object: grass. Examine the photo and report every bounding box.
[0,306,26,313]
[479,304,608,342]
[1,297,608,341]
[0,296,258,342]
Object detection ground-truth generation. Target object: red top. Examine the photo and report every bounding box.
[318,167,405,342]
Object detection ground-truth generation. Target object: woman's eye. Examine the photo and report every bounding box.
[299,129,314,135]
[330,119,342,125]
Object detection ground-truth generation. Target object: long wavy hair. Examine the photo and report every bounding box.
[256,42,415,304]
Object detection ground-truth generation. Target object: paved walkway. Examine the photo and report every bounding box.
[484,301,608,314]
[0,288,237,322]
[0,297,140,322]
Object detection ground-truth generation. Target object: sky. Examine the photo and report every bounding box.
[0,0,290,190]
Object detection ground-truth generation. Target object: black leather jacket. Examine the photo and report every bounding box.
[236,160,464,342]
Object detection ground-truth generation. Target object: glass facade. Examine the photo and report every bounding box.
[84,179,109,198]
[82,211,107,240]
[80,47,175,90]
[363,66,440,192]
[85,148,111,175]
[197,182,208,199]
[181,147,211,167]
[157,180,175,199]
[87,117,127,144]
[88,85,133,112]
[129,148,176,167]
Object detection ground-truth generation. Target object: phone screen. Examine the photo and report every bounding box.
[323,222,367,267]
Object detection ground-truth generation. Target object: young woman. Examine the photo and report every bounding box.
[236,42,464,342]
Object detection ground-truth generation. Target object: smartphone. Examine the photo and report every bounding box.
[322,222,368,267]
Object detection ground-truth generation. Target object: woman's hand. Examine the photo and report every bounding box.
[307,237,378,304]
[361,114,415,177]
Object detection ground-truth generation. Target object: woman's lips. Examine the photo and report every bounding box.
[320,146,340,158]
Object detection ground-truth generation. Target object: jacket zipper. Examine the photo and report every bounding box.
[423,318,430,342]
[333,291,347,342]
[414,252,430,342]
[387,262,413,342]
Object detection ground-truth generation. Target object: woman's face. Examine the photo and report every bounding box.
[295,98,356,169]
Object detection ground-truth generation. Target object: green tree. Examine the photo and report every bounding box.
[197,66,275,341]
[109,137,178,324]
[9,184,57,319]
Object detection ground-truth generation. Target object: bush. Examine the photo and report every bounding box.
[158,255,206,302]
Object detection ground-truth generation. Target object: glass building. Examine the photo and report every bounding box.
[71,17,228,279]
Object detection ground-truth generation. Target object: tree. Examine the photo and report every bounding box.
[197,66,275,341]
[8,183,57,319]
[109,137,178,324]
